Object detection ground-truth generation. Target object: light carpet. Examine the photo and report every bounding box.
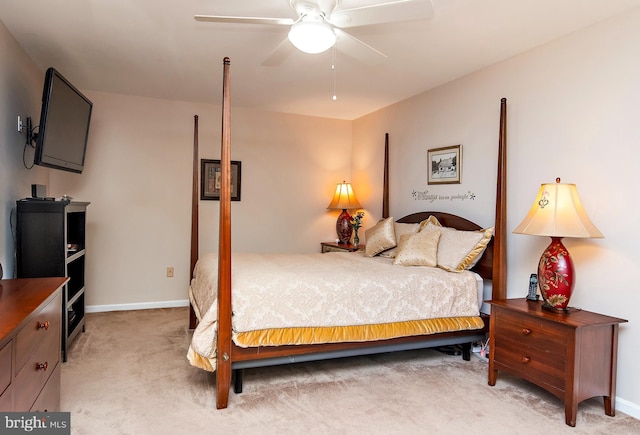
[61,307,640,434]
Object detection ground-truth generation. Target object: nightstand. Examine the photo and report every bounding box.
[487,298,627,427]
[320,242,363,253]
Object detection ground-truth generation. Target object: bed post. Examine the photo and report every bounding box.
[492,98,507,300]
[216,57,233,409]
[382,133,390,219]
[189,115,199,330]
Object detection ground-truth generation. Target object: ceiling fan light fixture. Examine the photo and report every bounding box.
[288,20,336,54]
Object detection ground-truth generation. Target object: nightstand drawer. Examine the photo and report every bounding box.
[323,245,347,253]
[494,336,565,391]
[494,308,568,355]
[321,242,363,253]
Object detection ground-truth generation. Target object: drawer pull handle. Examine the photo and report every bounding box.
[521,356,531,364]
[36,362,48,371]
[522,328,532,335]
[37,321,50,330]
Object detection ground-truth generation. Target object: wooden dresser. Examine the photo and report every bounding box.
[0,277,67,411]
[488,298,627,427]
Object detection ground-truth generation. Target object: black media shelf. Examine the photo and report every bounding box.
[16,199,90,362]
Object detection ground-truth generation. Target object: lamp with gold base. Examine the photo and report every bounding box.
[513,178,603,312]
[327,181,362,244]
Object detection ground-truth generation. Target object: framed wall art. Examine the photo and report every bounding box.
[201,159,242,201]
[428,145,461,185]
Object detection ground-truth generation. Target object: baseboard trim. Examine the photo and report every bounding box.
[616,397,640,420]
[86,299,189,313]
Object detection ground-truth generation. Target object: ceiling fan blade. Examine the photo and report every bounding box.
[334,29,387,66]
[330,0,434,29]
[194,15,295,26]
[261,38,296,67]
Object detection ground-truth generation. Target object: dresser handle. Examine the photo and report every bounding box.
[521,328,531,335]
[36,362,48,371]
[521,356,531,364]
[37,321,50,330]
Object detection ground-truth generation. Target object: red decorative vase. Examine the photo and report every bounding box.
[537,237,575,312]
[336,209,353,244]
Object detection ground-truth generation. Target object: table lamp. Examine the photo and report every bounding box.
[327,181,362,244]
[513,178,603,312]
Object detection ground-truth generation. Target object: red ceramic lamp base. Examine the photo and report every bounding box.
[336,209,353,244]
[538,237,575,312]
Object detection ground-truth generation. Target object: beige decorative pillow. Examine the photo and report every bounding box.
[379,222,420,258]
[420,222,494,272]
[393,229,441,267]
[364,217,396,257]
[464,227,494,269]
[418,215,442,230]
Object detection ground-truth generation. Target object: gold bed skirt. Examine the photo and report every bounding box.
[188,316,485,372]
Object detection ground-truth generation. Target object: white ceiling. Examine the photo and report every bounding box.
[2,0,640,120]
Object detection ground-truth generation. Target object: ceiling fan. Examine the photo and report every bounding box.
[195,0,434,66]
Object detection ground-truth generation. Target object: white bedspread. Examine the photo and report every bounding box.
[189,251,481,363]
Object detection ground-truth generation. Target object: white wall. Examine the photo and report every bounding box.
[48,92,352,308]
[0,21,49,278]
[353,8,640,418]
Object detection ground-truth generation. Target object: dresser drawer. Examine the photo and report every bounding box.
[494,308,568,355]
[0,340,11,395]
[30,363,61,412]
[494,336,565,391]
[13,326,60,411]
[0,383,12,411]
[15,292,62,373]
[0,340,12,411]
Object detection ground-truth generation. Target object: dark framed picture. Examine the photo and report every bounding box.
[428,145,462,185]
[201,159,242,201]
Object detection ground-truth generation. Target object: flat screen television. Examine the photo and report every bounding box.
[34,67,93,174]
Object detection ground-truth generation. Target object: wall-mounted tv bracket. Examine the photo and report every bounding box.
[18,116,38,147]
[19,116,39,169]
[25,116,38,146]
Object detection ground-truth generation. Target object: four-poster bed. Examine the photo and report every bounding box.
[188,58,508,409]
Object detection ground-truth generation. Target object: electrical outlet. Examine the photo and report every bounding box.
[17,116,23,132]
[166,267,174,278]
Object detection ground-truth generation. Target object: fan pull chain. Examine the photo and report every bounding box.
[332,44,337,101]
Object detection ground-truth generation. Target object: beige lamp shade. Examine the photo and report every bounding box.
[513,179,603,239]
[327,182,362,210]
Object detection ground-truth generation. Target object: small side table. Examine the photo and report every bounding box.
[320,242,363,253]
[487,298,627,427]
